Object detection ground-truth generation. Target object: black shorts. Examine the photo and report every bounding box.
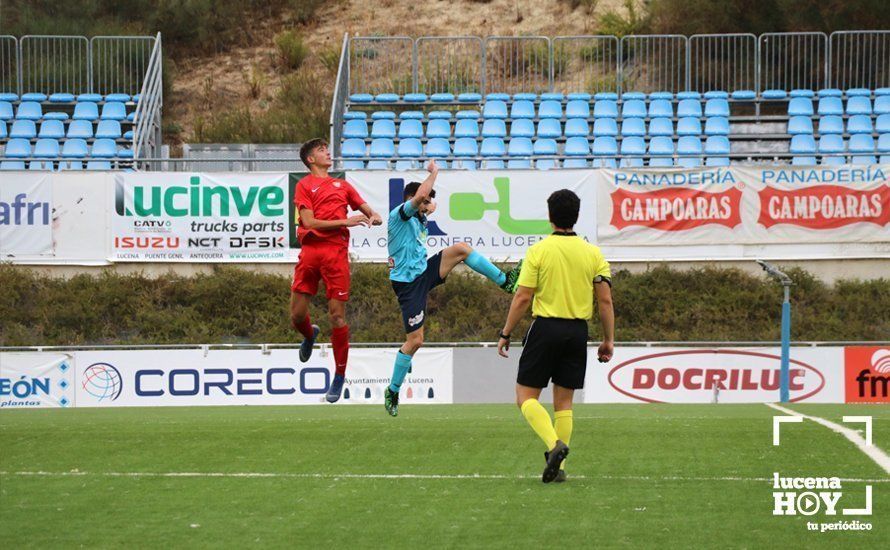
[517,317,589,389]
[391,252,446,333]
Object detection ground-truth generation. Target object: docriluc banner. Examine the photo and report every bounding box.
[111,173,294,262]
[345,170,599,261]
[596,165,890,245]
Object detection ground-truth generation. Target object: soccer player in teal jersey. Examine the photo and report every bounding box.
[385,160,523,416]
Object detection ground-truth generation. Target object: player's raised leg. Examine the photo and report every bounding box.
[437,242,524,293]
[325,297,350,403]
[290,260,320,363]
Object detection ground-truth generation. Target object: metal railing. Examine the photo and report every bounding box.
[0,36,17,94]
[551,36,619,94]
[829,30,890,90]
[133,33,163,164]
[484,36,551,95]
[620,34,687,93]
[19,35,91,95]
[689,34,757,93]
[348,36,414,96]
[329,33,350,161]
[91,36,155,96]
[760,32,828,93]
[416,36,484,95]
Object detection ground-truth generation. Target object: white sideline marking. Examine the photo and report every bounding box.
[1,470,888,483]
[766,403,890,475]
[772,415,803,446]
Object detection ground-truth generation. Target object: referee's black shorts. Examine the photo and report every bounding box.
[517,317,588,389]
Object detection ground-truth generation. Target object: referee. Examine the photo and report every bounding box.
[497,189,614,483]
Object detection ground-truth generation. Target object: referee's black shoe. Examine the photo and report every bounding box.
[544,451,568,482]
[542,440,569,483]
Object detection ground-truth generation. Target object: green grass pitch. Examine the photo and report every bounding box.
[2,404,888,548]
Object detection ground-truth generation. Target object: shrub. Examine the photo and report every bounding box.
[275,30,309,71]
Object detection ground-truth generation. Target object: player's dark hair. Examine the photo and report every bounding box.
[403,181,436,200]
[300,138,328,167]
[547,189,580,229]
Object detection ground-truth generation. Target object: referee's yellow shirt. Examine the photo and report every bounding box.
[516,234,611,320]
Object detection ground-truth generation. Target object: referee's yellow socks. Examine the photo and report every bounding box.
[554,409,573,470]
[520,398,558,450]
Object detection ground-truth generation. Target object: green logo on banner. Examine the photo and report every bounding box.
[449,177,551,235]
[116,175,284,217]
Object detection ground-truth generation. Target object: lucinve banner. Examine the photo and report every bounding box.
[0,173,53,257]
[111,173,294,262]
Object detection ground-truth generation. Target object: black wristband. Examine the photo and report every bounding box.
[498,332,511,340]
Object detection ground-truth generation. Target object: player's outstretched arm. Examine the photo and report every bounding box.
[410,160,439,209]
[357,203,383,226]
[300,208,368,229]
[595,282,614,362]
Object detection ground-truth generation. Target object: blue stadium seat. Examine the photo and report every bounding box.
[847,96,872,115]
[677,99,702,118]
[86,160,113,170]
[0,92,17,101]
[507,159,532,169]
[0,101,13,120]
[790,89,815,98]
[366,160,389,170]
[849,134,876,165]
[565,100,589,119]
[619,137,645,168]
[33,138,60,158]
[483,100,508,119]
[533,139,558,170]
[510,100,535,119]
[818,88,842,98]
[541,93,564,101]
[649,91,673,100]
[375,93,398,103]
[563,158,589,168]
[818,116,844,135]
[1,160,26,170]
[513,93,537,101]
[457,93,482,102]
[876,88,890,97]
[790,135,816,154]
[481,119,506,138]
[397,138,422,159]
[846,88,871,97]
[486,93,510,101]
[349,94,373,103]
[94,119,122,140]
[399,111,423,120]
[876,114,890,134]
[117,148,133,159]
[10,119,37,139]
[648,118,673,137]
[480,137,506,158]
[879,135,890,164]
[677,117,702,137]
[731,90,756,100]
[398,119,423,139]
[507,137,533,159]
[817,97,843,116]
[705,136,731,167]
[343,119,368,138]
[788,98,814,116]
[4,138,31,158]
[704,98,729,117]
[21,92,47,102]
[49,93,75,103]
[343,112,368,121]
[621,92,646,101]
[431,93,455,103]
[73,102,99,121]
[762,89,788,100]
[677,91,702,100]
[370,138,395,158]
[394,159,418,171]
[425,138,451,160]
[100,102,127,121]
[425,119,451,138]
[67,120,93,139]
[454,119,479,138]
[430,110,454,120]
[592,118,617,137]
[648,137,674,167]
[875,96,890,115]
[620,118,646,137]
[455,110,480,120]
[594,92,617,101]
[704,91,728,99]
[105,93,131,102]
[61,139,88,158]
[29,160,54,171]
[403,93,427,103]
[453,137,478,158]
[648,99,672,118]
[593,100,618,118]
[537,119,562,138]
[818,134,845,165]
[569,92,593,101]
[591,137,617,168]
[788,116,814,135]
[371,111,396,120]
[91,139,118,158]
[510,119,535,138]
[59,160,83,171]
[621,99,647,119]
[126,112,136,122]
[677,136,702,167]
[564,118,589,138]
[847,115,873,135]
[342,139,366,159]
[42,111,68,121]
[484,159,506,169]
[132,93,142,103]
[371,119,396,138]
[38,120,65,139]
[0,121,5,139]
[535,158,558,170]
[564,137,589,157]
[538,100,563,119]
[453,158,478,170]
[16,101,43,120]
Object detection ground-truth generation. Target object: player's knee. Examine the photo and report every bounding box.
[455,242,472,258]
[328,311,347,328]
[405,331,424,352]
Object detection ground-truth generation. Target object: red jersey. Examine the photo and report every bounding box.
[294,174,366,248]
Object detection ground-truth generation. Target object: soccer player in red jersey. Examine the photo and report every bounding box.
[291,138,382,402]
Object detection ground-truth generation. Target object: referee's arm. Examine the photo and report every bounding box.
[497,285,534,357]
[595,281,614,362]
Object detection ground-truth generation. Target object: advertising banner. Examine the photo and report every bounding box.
[71,347,452,407]
[0,353,75,408]
[584,347,845,404]
[844,346,890,403]
[0,173,53,256]
[595,165,890,246]
[111,173,294,262]
[344,170,599,261]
